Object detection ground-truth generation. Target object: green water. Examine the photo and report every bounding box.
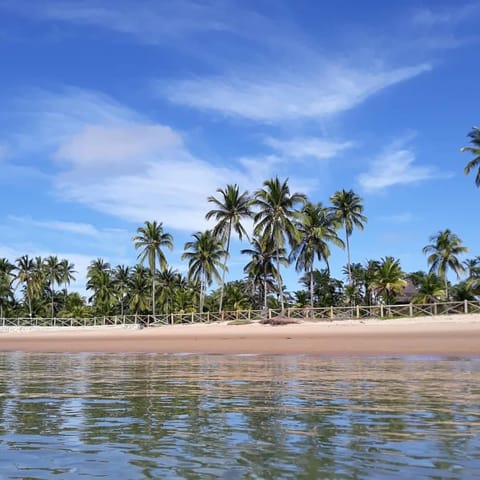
[0,353,479,479]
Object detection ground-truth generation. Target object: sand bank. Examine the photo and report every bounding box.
[1,314,480,356]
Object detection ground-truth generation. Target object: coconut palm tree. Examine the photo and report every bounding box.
[206,184,252,312]
[113,265,130,316]
[86,265,114,315]
[410,272,445,303]
[253,177,306,313]
[242,237,283,310]
[157,267,182,314]
[461,126,480,187]
[182,230,226,312]
[133,221,173,317]
[128,265,150,314]
[43,256,64,318]
[290,202,344,309]
[0,258,15,318]
[15,255,37,317]
[372,256,407,305]
[422,229,468,299]
[330,189,367,284]
[60,259,76,292]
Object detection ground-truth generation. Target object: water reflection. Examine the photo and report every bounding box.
[0,353,479,479]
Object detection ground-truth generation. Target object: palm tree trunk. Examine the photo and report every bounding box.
[310,268,314,311]
[263,265,268,310]
[345,226,352,284]
[152,275,156,317]
[219,225,231,313]
[276,251,285,314]
[444,275,449,301]
[199,271,206,313]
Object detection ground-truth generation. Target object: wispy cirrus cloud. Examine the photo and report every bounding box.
[265,136,353,161]
[8,215,102,237]
[412,3,480,27]
[357,136,448,192]
[159,62,431,123]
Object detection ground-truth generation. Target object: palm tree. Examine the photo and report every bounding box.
[422,229,468,299]
[206,184,252,312]
[461,126,480,187]
[253,177,306,313]
[0,258,15,318]
[410,272,445,303]
[60,259,76,291]
[133,221,173,316]
[290,202,344,309]
[128,265,150,314]
[15,255,36,317]
[86,262,114,315]
[372,256,406,305]
[242,237,283,310]
[113,265,130,316]
[182,230,226,312]
[330,189,367,284]
[43,256,64,318]
[157,267,182,314]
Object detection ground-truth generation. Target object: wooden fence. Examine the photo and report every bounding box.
[1,300,479,328]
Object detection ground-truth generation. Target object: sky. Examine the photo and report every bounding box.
[0,0,478,295]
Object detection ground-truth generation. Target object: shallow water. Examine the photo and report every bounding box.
[0,353,479,479]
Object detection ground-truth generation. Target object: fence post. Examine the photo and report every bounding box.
[433,303,438,316]
[207,311,210,323]
[409,304,413,317]
[330,306,334,319]
[380,304,384,318]
[356,305,360,318]
[268,309,272,320]
[464,300,468,314]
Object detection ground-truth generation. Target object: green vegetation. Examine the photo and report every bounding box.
[1,176,478,319]
[461,126,480,187]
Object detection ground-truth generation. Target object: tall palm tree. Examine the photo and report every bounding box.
[113,265,130,316]
[372,256,407,305]
[43,256,64,318]
[242,237,286,310]
[128,265,150,314]
[15,255,36,317]
[422,229,468,299]
[86,261,114,315]
[206,184,252,312]
[253,177,306,313]
[290,202,344,309]
[182,230,226,312]
[461,126,480,187]
[60,259,76,292]
[0,258,15,318]
[133,221,173,316]
[330,189,367,285]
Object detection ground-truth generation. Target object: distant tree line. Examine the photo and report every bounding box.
[1,175,478,318]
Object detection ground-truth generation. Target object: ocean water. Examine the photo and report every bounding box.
[0,353,479,479]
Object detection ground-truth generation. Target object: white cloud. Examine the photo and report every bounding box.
[8,215,102,236]
[55,124,181,172]
[357,138,441,192]
[160,63,431,122]
[412,4,480,27]
[265,137,353,160]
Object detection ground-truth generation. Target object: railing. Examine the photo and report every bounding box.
[0,300,479,328]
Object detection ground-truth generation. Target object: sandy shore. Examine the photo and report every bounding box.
[1,314,480,356]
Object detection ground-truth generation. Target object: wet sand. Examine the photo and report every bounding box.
[1,314,480,355]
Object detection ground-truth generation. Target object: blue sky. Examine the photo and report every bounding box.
[0,0,478,294]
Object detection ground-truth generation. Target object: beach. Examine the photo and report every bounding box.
[0,314,479,355]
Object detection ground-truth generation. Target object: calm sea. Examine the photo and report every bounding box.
[0,353,479,479]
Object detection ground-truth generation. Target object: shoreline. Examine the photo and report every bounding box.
[1,314,480,356]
